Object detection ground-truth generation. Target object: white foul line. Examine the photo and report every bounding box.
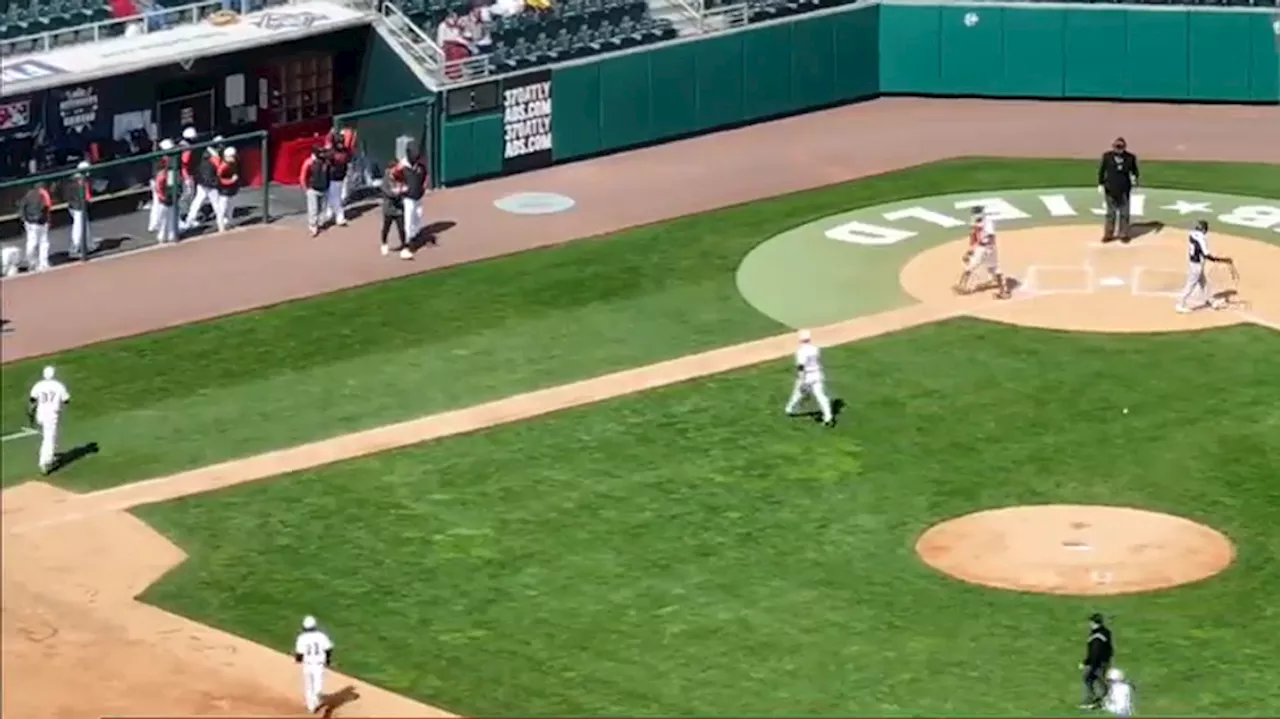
[1,427,38,442]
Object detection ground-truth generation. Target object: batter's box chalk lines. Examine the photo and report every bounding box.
[1131,266,1184,297]
[0,426,38,442]
[1023,264,1094,295]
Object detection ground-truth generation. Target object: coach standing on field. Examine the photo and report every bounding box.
[1098,137,1140,242]
[1079,613,1115,710]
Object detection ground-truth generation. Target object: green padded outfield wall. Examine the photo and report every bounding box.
[551,5,880,162]
[879,4,1280,102]
[434,3,1277,183]
[439,113,505,185]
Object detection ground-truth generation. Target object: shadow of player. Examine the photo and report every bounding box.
[48,442,100,474]
[1101,221,1165,244]
[792,398,847,424]
[319,685,360,717]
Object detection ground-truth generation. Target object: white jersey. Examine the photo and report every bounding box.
[294,629,333,666]
[973,215,996,246]
[1187,229,1208,266]
[29,378,70,418]
[1104,680,1134,716]
[795,343,824,382]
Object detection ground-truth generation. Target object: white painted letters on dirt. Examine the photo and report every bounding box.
[1039,195,1077,217]
[1218,205,1280,231]
[824,220,917,246]
[953,198,1030,222]
[883,207,965,229]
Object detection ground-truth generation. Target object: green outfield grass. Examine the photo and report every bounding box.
[137,319,1280,716]
[2,158,1276,489]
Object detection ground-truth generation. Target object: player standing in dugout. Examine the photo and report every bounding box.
[1080,613,1115,709]
[1098,137,1140,242]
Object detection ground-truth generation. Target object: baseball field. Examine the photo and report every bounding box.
[3,102,1280,718]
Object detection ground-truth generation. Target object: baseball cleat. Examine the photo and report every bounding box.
[1175,304,1192,313]
[399,247,414,260]
[381,244,390,256]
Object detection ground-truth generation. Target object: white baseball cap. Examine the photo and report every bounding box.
[76,160,90,169]
[182,127,197,140]
[302,615,317,630]
[223,146,237,159]
[1106,667,1124,681]
[798,329,812,343]
[42,366,55,380]
[159,139,175,151]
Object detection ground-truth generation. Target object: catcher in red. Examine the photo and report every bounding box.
[953,206,1011,299]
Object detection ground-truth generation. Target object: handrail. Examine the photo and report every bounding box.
[379,0,446,69]
[700,0,748,30]
[0,130,268,191]
[0,0,303,58]
[671,0,705,24]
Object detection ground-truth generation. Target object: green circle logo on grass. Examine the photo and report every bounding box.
[735,187,1280,329]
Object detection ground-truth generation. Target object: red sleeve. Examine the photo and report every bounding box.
[38,188,52,209]
[156,173,168,195]
[180,150,192,179]
[85,182,93,202]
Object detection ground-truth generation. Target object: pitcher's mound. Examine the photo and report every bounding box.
[916,505,1235,595]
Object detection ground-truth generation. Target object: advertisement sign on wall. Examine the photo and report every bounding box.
[501,69,552,173]
[0,98,35,135]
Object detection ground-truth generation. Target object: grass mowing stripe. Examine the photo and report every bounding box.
[136,320,1280,716]
[3,159,1275,490]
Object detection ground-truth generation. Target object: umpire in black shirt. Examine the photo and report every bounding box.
[1079,613,1115,709]
[1098,137,1140,242]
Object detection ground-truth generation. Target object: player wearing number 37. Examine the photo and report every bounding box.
[28,366,70,475]
[295,615,334,714]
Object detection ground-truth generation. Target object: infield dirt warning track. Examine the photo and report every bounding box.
[2,98,1279,719]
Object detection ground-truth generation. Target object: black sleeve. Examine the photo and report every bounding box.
[1097,154,1108,185]
[325,648,334,666]
[1129,154,1140,184]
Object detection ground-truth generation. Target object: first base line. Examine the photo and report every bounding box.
[1,427,38,442]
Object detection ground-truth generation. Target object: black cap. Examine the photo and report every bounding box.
[1195,219,1209,233]
[1090,613,1105,624]
[1113,137,1127,150]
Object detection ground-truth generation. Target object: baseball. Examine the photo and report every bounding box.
[1123,408,1129,415]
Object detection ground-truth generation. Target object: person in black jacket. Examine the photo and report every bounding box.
[1098,137,1140,242]
[1080,613,1115,709]
[67,161,95,259]
[380,175,411,259]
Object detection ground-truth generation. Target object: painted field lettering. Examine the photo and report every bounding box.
[1218,205,1280,230]
[883,207,965,229]
[1039,195,1077,217]
[953,198,1030,222]
[824,221,917,246]
[1091,194,1146,216]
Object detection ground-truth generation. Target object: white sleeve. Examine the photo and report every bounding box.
[29,383,38,400]
[60,382,71,402]
[321,632,334,651]
[293,634,306,654]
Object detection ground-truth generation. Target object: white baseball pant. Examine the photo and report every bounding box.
[786,376,833,423]
[183,185,214,228]
[305,189,326,231]
[69,208,91,255]
[402,196,422,241]
[302,664,325,713]
[23,222,50,271]
[147,180,164,232]
[326,181,347,224]
[155,205,178,243]
[1177,262,1207,307]
[37,411,59,471]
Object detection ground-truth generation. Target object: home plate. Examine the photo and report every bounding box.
[1098,276,1126,288]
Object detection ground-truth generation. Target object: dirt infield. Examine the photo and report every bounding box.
[3,98,1279,718]
[901,226,1280,333]
[914,505,1236,595]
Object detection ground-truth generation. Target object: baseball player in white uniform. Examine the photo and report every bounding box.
[1176,220,1234,313]
[785,329,835,427]
[1103,667,1134,717]
[294,615,334,714]
[28,366,71,475]
[954,206,1010,299]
